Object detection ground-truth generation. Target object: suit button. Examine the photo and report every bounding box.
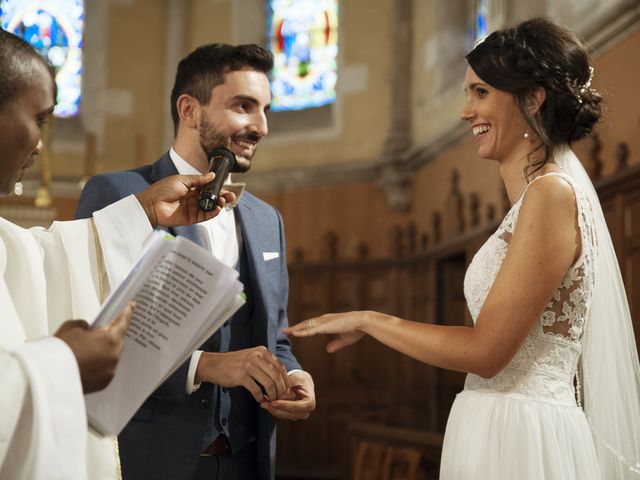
[200,398,209,409]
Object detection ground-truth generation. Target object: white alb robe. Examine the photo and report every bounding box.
[0,196,151,480]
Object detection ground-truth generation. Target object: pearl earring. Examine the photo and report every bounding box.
[524,132,529,139]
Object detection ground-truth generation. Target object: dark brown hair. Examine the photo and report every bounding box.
[170,43,273,134]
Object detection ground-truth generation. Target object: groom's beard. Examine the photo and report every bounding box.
[198,117,258,173]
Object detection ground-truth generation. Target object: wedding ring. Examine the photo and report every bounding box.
[309,319,315,329]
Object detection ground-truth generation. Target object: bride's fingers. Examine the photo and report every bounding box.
[326,336,351,353]
[283,319,319,336]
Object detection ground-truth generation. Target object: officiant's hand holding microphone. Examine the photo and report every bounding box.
[136,146,240,228]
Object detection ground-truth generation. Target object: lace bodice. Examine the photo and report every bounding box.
[463,173,597,405]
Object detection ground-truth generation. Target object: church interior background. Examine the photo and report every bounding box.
[1,0,639,478]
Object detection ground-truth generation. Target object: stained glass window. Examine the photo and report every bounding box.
[267,0,338,112]
[467,0,489,49]
[0,0,84,118]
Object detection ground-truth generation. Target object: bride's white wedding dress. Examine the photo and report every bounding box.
[440,171,601,479]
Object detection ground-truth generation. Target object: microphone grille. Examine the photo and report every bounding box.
[208,147,236,170]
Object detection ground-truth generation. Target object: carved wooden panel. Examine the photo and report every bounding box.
[434,253,468,432]
[598,164,640,354]
[623,190,640,348]
[347,422,443,480]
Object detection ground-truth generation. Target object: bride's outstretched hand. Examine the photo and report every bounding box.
[283,312,368,353]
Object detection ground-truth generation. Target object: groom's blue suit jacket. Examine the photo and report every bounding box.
[75,153,301,480]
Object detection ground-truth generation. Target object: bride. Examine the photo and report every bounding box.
[284,17,640,479]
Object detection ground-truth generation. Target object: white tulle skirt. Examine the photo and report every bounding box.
[440,390,601,480]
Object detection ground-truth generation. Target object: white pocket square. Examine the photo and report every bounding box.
[263,251,279,261]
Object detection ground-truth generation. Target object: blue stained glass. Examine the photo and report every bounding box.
[284,81,295,97]
[475,0,488,44]
[0,0,84,118]
[312,76,323,92]
[267,0,338,112]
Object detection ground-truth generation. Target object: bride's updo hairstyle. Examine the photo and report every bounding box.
[466,17,602,173]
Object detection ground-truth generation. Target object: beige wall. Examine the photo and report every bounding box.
[9,1,638,236]
[261,137,502,263]
[43,1,168,176]
[45,0,392,177]
[411,1,468,148]
[586,30,640,176]
[185,0,233,49]
[263,29,640,263]
[104,0,167,171]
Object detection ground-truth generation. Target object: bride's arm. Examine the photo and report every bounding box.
[286,176,580,378]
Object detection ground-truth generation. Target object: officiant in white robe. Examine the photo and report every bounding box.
[0,186,227,480]
[0,28,231,480]
[0,198,153,480]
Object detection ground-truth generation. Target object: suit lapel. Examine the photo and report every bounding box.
[236,197,272,344]
[150,153,179,183]
[236,198,260,284]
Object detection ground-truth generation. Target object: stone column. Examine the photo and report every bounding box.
[377,0,414,212]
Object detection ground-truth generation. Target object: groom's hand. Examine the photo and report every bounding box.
[260,370,316,421]
[195,347,292,403]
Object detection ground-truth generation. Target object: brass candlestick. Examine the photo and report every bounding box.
[35,118,53,208]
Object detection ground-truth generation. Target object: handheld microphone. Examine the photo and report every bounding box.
[198,147,237,212]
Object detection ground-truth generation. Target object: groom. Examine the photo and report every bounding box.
[75,43,315,479]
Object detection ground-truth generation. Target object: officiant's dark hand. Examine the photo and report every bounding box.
[136,173,235,227]
[195,347,292,403]
[55,301,135,393]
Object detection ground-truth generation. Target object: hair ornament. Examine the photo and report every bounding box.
[578,66,594,103]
